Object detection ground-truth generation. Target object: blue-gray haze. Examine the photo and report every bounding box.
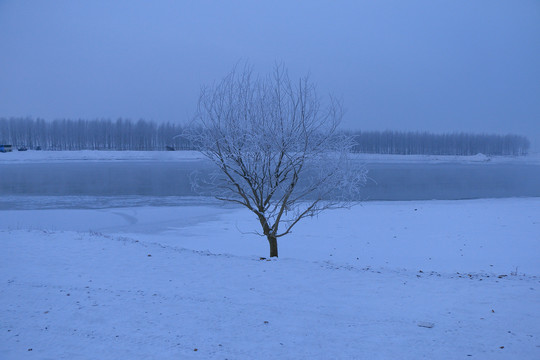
[1,1,539,150]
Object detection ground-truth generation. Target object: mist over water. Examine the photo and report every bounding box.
[1,161,539,210]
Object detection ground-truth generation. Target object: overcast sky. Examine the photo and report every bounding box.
[1,1,539,149]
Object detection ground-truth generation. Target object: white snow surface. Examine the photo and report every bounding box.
[0,150,206,163]
[1,198,539,359]
[2,149,540,164]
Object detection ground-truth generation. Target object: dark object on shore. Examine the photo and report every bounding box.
[0,144,13,152]
[166,146,175,151]
[18,146,28,151]
[35,146,42,150]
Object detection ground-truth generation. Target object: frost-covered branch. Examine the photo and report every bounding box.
[183,63,367,257]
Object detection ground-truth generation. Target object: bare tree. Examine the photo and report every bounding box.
[1,116,529,155]
[185,64,367,257]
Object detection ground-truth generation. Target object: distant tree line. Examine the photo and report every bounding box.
[0,117,530,155]
[0,118,192,151]
[346,130,529,156]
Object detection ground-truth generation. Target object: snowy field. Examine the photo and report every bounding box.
[2,149,540,164]
[1,197,539,359]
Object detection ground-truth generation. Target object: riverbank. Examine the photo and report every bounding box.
[1,198,539,359]
[1,150,540,164]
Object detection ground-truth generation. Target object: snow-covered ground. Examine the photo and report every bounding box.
[2,198,539,359]
[0,150,206,163]
[1,149,540,164]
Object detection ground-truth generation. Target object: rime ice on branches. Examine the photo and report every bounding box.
[184,64,366,257]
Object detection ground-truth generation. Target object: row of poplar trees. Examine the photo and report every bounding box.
[0,117,530,155]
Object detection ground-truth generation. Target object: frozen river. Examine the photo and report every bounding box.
[1,159,539,209]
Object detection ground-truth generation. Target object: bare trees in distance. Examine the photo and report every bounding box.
[348,130,530,156]
[0,118,530,156]
[0,118,190,151]
[184,64,366,257]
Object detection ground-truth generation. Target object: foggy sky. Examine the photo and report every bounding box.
[1,0,539,150]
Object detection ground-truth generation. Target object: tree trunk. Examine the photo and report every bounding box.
[267,235,278,258]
